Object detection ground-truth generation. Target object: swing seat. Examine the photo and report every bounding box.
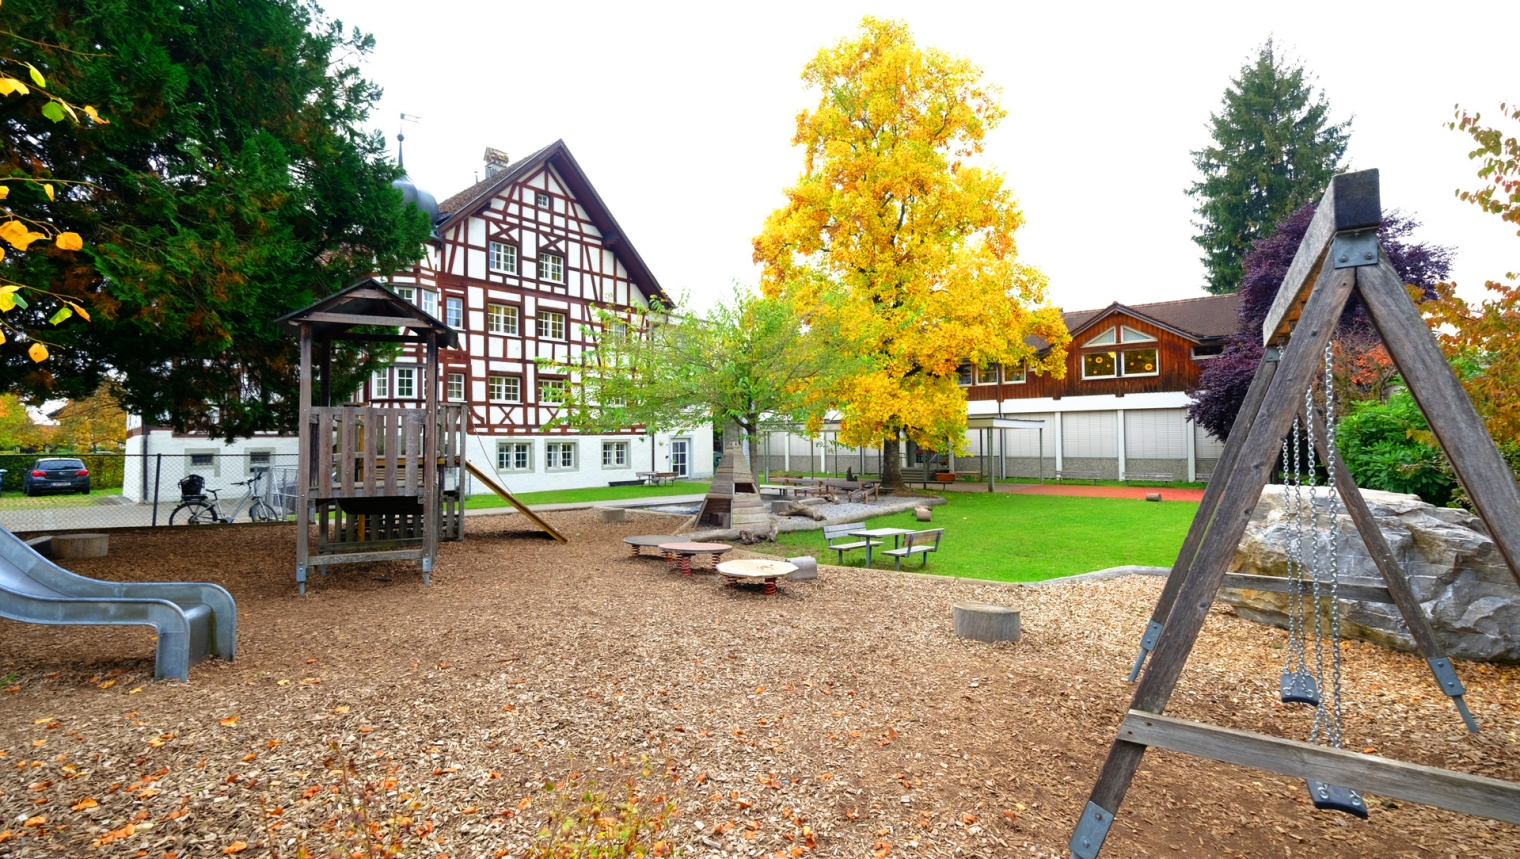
[1280,669,1321,706]
[1306,781,1368,819]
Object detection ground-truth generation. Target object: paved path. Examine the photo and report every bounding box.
[929,481,1205,502]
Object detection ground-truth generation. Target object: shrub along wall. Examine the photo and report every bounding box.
[0,455,126,492]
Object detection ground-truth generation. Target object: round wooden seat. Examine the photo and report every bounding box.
[623,535,681,558]
[716,559,798,595]
[657,541,732,576]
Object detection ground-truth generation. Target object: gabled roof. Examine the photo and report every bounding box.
[1064,293,1242,343]
[278,277,458,348]
[435,139,670,306]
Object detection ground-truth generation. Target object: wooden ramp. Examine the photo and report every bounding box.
[463,460,569,543]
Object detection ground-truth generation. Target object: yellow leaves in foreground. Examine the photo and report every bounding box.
[54,231,82,251]
[0,219,44,251]
[0,77,30,97]
[70,798,97,811]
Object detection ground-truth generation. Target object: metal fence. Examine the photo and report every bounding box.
[0,453,299,534]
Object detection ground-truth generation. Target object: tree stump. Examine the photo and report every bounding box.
[952,602,1020,643]
[598,507,627,523]
[52,533,109,560]
[787,556,818,581]
[1145,493,1163,502]
[915,505,933,522]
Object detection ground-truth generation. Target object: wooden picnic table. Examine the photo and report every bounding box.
[623,534,682,558]
[657,541,731,576]
[636,471,681,486]
[847,526,915,569]
[716,559,797,595]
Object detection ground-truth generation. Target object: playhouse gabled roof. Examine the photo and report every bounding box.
[277,277,459,348]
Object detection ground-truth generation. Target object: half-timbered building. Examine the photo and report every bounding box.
[373,141,712,492]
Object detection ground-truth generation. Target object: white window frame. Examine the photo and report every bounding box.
[394,367,416,398]
[602,441,628,468]
[488,242,518,274]
[955,362,975,387]
[186,449,221,477]
[537,310,565,340]
[1120,347,1160,378]
[489,375,521,403]
[1004,360,1027,384]
[372,369,389,399]
[1120,325,1157,343]
[496,441,532,472]
[419,289,438,320]
[545,441,577,471]
[538,378,567,403]
[1083,326,1117,346]
[487,304,520,335]
[1081,351,1118,380]
[976,364,999,385]
[446,372,465,402]
[392,285,416,304]
[535,191,551,209]
[445,296,464,328]
[538,253,564,284]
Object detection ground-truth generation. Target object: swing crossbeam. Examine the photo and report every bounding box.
[1219,572,1394,604]
[1117,711,1520,825]
[1072,169,1520,858]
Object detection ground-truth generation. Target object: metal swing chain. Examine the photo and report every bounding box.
[1322,342,1347,749]
[1283,421,1308,676]
[1304,381,1332,746]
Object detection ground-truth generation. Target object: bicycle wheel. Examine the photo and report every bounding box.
[248,500,278,522]
[170,501,220,525]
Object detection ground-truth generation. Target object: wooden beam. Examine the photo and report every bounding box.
[1220,572,1393,604]
[301,311,435,329]
[330,332,426,344]
[296,323,312,590]
[310,548,425,566]
[1119,710,1520,824]
[1261,170,1381,345]
[1358,260,1520,592]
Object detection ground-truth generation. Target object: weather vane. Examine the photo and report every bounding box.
[397,113,422,167]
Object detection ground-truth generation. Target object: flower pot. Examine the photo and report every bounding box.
[935,473,955,483]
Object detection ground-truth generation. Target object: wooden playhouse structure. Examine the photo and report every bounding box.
[278,278,465,594]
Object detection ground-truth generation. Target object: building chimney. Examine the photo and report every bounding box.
[483,147,511,179]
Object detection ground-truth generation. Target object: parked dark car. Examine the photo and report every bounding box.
[21,458,91,496]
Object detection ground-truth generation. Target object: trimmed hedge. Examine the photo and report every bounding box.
[0,455,126,493]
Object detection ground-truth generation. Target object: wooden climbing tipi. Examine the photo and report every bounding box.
[693,442,770,530]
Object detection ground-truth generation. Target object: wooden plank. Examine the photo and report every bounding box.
[463,459,569,543]
[1220,572,1394,605]
[1119,710,1520,824]
[316,410,334,501]
[362,409,377,497]
[1261,169,1381,345]
[403,415,420,496]
[383,412,399,495]
[302,311,435,329]
[312,548,426,566]
[1358,260,1520,591]
[1085,262,1357,816]
[330,332,426,344]
[339,408,355,497]
[423,331,440,571]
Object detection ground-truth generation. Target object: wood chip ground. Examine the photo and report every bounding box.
[0,510,1516,857]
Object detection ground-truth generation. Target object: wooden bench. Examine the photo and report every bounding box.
[636,472,681,486]
[1055,469,1102,483]
[823,522,881,565]
[882,528,943,570]
[1124,471,1177,483]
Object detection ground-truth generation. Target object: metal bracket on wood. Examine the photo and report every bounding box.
[1263,345,1283,362]
[1127,621,1165,682]
[1068,801,1116,859]
[1332,229,1379,268]
[1428,658,1480,733]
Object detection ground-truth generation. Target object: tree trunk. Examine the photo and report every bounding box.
[882,432,905,489]
[743,416,761,476]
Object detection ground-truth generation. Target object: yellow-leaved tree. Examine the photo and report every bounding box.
[753,17,1069,488]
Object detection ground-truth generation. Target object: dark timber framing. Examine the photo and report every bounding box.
[1071,170,1520,858]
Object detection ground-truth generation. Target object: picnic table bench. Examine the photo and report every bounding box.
[881,528,944,570]
[823,522,882,565]
[1124,470,1176,482]
[636,471,681,486]
[1055,468,1103,483]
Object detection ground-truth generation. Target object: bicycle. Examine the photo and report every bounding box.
[170,469,281,525]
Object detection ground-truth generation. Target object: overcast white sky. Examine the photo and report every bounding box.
[320,0,1519,315]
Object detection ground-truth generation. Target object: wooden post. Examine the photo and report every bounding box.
[422,330,439,583]
[318,337,332,408]
[1076,261,1356,851]
[296,323,312,593]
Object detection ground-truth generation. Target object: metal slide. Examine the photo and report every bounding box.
[0,526,235,681]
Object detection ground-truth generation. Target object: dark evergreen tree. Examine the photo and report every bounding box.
[0,0,431,438]
[1189,40,1351,295]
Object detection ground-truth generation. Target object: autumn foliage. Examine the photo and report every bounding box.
[753,17,1068,482]
[1424,103,1520,446]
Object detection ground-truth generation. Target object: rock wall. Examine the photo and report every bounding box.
[1221,485,1520,663]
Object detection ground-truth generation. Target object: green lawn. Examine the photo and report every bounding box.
[464,480,711,509]
[0,488,126,510]
[773,491,1195,583]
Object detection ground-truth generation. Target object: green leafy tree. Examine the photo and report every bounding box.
[0,393,52,450]
[1190,39,1351,294]
[543,288,841,468]
[0,0,430,439]
[1335,389,1455,505]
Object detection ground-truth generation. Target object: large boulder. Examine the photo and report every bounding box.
[1221,485,1520,663]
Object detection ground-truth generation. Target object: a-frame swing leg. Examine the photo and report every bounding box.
[1126,349,1281,680]
[1305,406,1479,732]
[1069,263,1358,859]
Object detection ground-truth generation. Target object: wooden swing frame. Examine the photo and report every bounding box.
[1070,170,1520,858]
